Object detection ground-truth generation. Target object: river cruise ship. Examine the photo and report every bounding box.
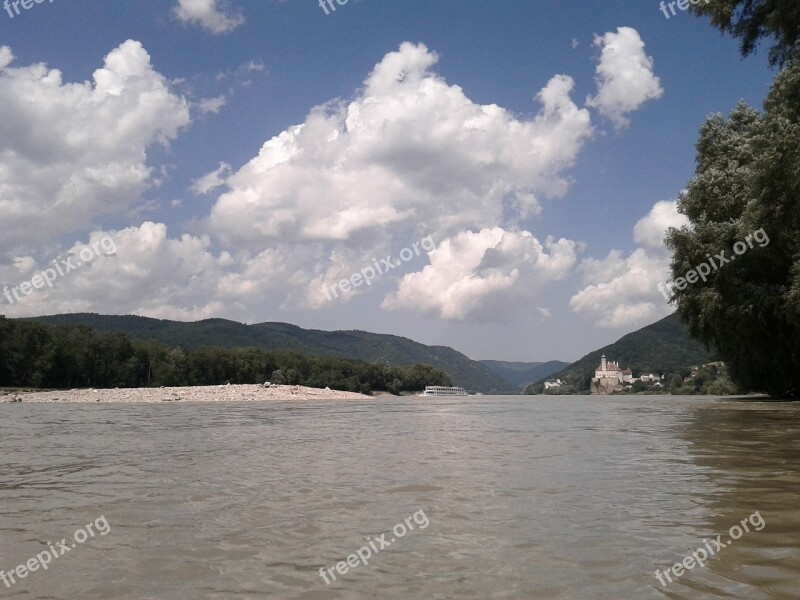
[420,385,468,396]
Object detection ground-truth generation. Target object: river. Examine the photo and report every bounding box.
[1,395,799,599]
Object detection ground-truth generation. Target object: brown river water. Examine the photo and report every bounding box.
[1,395,799,599]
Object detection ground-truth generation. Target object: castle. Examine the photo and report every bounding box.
[591,355,662,394]
[591,355,634,394]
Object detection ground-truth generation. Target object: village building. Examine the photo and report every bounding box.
[544,379,564,390]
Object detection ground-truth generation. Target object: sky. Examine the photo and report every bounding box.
[0,0,778,363]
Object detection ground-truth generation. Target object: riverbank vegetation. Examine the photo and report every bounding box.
[667,0,800,397]
[0,317,452,394]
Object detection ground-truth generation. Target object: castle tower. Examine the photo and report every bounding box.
[600,355,607,372]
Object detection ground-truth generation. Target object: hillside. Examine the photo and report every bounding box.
[24,314,517,394]
[480,360,570,390]
[525,313,715,394]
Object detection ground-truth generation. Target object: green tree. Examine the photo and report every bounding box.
[670,373,684,394]
[691,0,800,67]
[666,64,800,397]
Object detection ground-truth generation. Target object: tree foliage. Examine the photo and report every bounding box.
[0,318,452,394]
[690,0,800,67]
[666,63,800,397]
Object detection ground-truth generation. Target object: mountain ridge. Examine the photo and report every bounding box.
[22,313,518,394]
[480,360,570,390]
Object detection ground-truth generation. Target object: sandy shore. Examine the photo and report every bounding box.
[1,384,374,404]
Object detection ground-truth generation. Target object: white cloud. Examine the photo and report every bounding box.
[192,42,594,321]
[633,198,688,250]
[383,228,578,321]
[569,248,670,328]
[0,46,13,70]
[206,42,592,251]
[586,27,663,129]
[191,162,232,195]
[569,200,686,328]
[0,222,273,320]
[174,0,244,35]
[2,42,603,323]
[0,41,190,257]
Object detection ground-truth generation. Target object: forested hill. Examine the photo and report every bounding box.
[24,314,517,394]
[0,317,454,394]
[525,313,716,393]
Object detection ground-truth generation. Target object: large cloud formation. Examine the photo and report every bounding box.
[204,42,596,319]
[206,42,593,247]
[0,41,190,256]
[1,35,665,325]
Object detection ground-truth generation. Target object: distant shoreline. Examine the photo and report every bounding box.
[1,384,374,404]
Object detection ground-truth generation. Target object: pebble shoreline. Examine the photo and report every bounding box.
[1,384,374,404]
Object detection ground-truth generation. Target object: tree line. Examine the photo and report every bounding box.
[667,0,800,397]
[0,317,452,394]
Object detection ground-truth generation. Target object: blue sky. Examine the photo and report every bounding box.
[0,0,777,362]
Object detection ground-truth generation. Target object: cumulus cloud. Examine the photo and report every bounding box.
[569,248,670,328]
[0,222,286,320]
[205,42,592,249]
[0,41,190,257]
[586,27,663,129]
[2,41,625,323]
[383,228,578,321]
[633,199,688,250]
[569,200,687,328]
[191,42,599,321]
[174,0,244,35]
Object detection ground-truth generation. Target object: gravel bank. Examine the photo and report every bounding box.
[1,384,373,404]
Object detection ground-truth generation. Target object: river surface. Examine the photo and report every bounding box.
[1,395,799,599]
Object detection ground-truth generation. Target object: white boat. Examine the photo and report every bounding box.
[420,385,467,396]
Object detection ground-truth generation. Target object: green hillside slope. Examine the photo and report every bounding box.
[525,313,715,394]
[25,314,517,394]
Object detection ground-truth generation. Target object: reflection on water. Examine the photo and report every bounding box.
[674,401,800,599]
[0,396,798,599]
